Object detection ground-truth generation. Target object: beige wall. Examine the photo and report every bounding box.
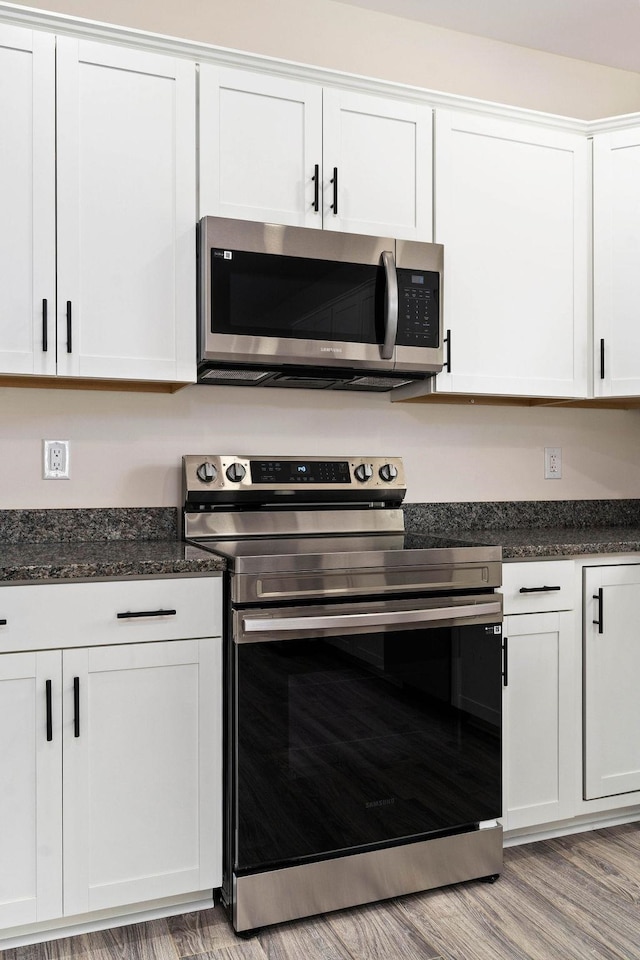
[2,385,640,508]
[7,0,640,118]
[2,0,640,508]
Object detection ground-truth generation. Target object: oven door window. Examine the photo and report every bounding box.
[211,250,386,344]
[234,623,502,873]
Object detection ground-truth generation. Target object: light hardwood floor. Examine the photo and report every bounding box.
[6,823,640,960]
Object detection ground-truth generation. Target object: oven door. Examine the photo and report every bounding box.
[231,593,503,875]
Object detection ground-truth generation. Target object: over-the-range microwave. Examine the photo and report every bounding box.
[197,216,444,392]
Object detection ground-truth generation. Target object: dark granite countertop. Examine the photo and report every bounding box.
[447,526,640,560]
[0,509,224,583]
[0,540,225,583]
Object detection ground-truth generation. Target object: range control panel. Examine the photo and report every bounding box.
[183,455,405,505]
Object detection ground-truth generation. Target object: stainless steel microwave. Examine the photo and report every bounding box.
[197,216,443,392]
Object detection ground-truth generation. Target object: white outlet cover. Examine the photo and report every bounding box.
[43,440,70,479]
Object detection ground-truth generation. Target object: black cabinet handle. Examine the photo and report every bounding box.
[600,338,605,380]
[42,299,48,352]
[73,677,80,737]
[330,167,338,214]
[66,301,72,353]
[116,609,177,619]
[312,163,319,213]
[444,329,452,372]
[46,679,53,742]
[502,636,508,687]
[519,585,562,594]
[593,588,604,634]
[0,619,6,626]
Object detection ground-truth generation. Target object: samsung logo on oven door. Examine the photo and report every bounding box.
[366,798,396,809]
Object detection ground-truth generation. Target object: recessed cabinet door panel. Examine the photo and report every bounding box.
[62,638,221,916]
[56,39,196,382]
[584,565,640,799]
[199,66,323,228]
[434,110,588,398]
[0,651,62,927]
[593,129,640,397]
[502,612,576,831]
[0,27,55,376]
[323,89,432,241]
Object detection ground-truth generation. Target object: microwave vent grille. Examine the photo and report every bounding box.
[200,368,273,384]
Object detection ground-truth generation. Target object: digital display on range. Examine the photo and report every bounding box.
[250,460,351,484]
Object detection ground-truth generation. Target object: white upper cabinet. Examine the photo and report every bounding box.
[198,66,432,240]
[0,26,55,376]
[432,110,589,398]
[593,127,640,397]
[199,67,323,228]
[56,39,196,382]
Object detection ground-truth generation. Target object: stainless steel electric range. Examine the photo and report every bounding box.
[183,454,503,934]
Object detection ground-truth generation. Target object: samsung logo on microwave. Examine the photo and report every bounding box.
[320,346,343,354]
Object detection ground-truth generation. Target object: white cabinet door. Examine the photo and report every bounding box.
[0,651,62,927]
[62,637,221,916]
[0,26,55,376]
[584,565,640,800]
[56,39,196,383]
[433,110,588,398]
[503,611,576,831]
[199,66,323,228]
[593,128,640,397]
[198,69,432,240]
[322,89,432,241]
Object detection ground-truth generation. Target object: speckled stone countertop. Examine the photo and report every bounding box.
[0,508,224,583]
[403,499,640,560]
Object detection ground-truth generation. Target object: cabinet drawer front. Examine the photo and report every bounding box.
[0,576,221,653]
[501,560,574,614]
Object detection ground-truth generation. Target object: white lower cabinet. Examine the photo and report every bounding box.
[503,610,576,831]
[0,577,222,938]
[501,561,577,832]
[583,564,640,800]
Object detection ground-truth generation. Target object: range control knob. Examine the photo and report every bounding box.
[354,463,374,482]
[379,463,398,482]
[226,462,247,483]
[196,461,217,483]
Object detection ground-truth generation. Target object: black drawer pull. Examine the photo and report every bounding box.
[593,587,604,634]
[73,677,80,738]
[519,585,562,594]
[0,619,6,626]
[46,679,53,742]
[116,608,177,620]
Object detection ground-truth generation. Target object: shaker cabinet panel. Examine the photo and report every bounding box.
[199,66,323,228]
[0,651,62,928]
[584,564,640,799]
[0,26,55,377]
[593,128,640,397]
[198,68,433,240]
[322,88,432,241]
[63,638,221,915]
[432,110,588,398]
[502,610,576,831]
[56,38,196,382]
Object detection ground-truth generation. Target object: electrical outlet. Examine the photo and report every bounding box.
[43,440,70,479]
[544,446,562,480]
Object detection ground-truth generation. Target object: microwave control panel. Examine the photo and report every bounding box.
[396,269,440,348]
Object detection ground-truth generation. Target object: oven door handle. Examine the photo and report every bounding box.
[241,600,502,637]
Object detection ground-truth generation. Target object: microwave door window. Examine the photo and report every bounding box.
[210,250,386,345]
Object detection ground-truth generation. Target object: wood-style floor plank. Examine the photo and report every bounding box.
[6,824,640,960]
